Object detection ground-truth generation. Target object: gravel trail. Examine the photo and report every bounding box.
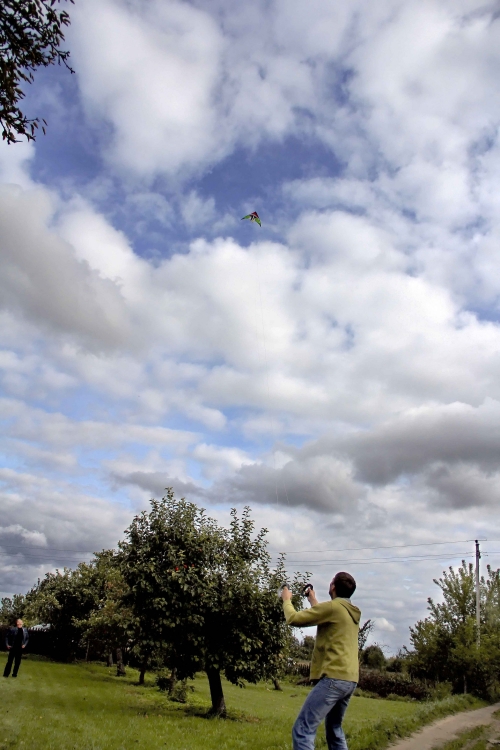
[387,702,500,750]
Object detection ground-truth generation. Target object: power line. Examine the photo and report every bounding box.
[283,551,500,568]
[287,554,477,567]
[0,538,497,556]
[0,543,104,555]
[1,539,499,567]
[3,550,490,567]
[0,550,94,560]
[283,551,475,564]
[282,539,483,555]
[287,553,477,566]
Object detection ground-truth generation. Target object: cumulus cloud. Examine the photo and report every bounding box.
[1,397,195,452]
[374,617,396,633]
[0,186,131,350]
[340,400,500,484]
[215,454,364,514]
[70,0,224,175]
[0,467,133,590]
[111,470,207,502]
[0,141,35,188]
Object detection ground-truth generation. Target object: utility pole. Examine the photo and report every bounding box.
[475,539,481,647]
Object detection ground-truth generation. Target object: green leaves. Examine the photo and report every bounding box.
[12,490,309,711]
[407,561,500,697]
[0,0,74,143]
[119,490,307,709]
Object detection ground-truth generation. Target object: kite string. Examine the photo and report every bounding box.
[254,249,290,508]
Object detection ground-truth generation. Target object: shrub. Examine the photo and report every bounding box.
[169,680,194,703]
[429,681,453,701]
[385,693,414,702]
[362,645,387,670]
[155,671,194,703]
[358,668,432,700]
[386,655,406,673]
[155,670,172,692]
[286,660,311,678]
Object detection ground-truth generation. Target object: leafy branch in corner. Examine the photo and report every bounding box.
[0,0,74,143]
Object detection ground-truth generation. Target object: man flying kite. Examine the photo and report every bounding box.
[241,211,261,227]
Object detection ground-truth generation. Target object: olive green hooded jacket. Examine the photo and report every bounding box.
[283,597,361,682]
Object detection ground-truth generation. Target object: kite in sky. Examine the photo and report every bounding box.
[241,211,261,227]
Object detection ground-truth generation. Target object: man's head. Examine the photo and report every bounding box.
[15,618,23,628]
[329,572,356,599]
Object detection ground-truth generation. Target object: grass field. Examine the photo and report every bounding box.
[0,654,485,750]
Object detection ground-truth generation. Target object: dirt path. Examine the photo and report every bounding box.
[388,702,500,750]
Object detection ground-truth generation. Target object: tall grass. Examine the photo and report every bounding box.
[428,725,490,750]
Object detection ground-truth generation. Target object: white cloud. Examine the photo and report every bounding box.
[4,0,500,651]
[192,442,255,479]
[70,0,224,176]
[0,141,35,189]
[0,186,132,350]
[1,398,195,452]
[180,191,216,230]
[374,617,396,633]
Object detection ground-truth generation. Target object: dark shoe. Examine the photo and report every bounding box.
[11,675,17,678]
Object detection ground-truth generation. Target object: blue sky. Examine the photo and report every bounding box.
[2,0,500,651]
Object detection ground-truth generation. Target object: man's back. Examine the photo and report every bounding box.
[283,597,360,681]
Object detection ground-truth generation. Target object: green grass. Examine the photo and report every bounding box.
[430,725,489,750]
[0,655,486,750]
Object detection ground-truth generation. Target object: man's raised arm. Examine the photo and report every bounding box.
[281,586,332,627]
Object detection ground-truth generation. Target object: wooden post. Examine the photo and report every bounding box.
[475,540,481,647]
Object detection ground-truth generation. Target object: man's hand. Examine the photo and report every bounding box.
[22,645,25,649]
[307,589,319,606]
[7,646,11,650]
[281,585,292,601]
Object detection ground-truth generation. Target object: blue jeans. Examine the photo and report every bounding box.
[292,677,356,750]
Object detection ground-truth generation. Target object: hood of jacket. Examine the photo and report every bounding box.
[337,598,361,625]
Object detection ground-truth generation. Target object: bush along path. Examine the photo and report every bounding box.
[385,702,500,750]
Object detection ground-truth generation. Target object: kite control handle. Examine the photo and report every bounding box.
[277,584,290,598]
[302,583,314,597]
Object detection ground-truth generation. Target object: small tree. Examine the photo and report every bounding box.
[0,593,27,625]
[406,561,500,697]
[386,650,407,673]
[120,491,306,715]
[72,551,133,675]
[290,635,316,661]
[24,553,119,661]
[1,0,74,143]
[24,568,86,659]
[201,509,302,714]
[362,644,386,670]
[119,492,225,687]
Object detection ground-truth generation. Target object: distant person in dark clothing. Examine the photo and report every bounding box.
[3,618,29,677]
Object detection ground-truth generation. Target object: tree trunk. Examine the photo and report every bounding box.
[139,658,147,685]
[463,674,467,694]
[273,678,283,691]
[116,648,126,677]
[168,666,177,695]
[107,652,114,667]
[206,667,226,717]
[85,641,90,662]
